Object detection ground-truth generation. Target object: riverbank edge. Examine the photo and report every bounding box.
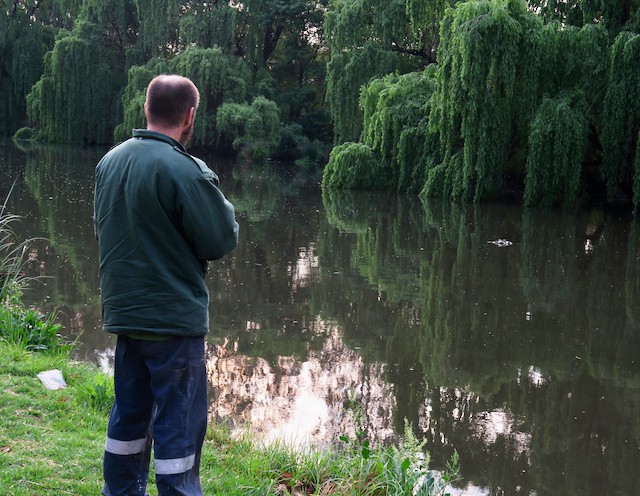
[0,339,459,495]
[0,340,287,495]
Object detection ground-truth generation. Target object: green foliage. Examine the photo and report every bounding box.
[0,9,53,136]
[406,0,449,34]
[599,0,640,34]
[324,66,440,193]
[76,372,115,414]
[134,0,179,57]
[324,0,434,144]
[322,142,387,189]
[326,43,406,144]
[7,0,640,205]
[536,22,610,120]
[0,307,67,352]
[275,124,327,168]
[12,127,39,141]
[323,0,626,206]
[429,0,541,201]
[24,0,140,144]
[361,67,440,192]
[1,202,31,306]
[115,47,251,145]
[27,19,126,145]
[424,0,610,205]
[527,0,638,34]
[179,3,237,52]
[601,31,640,205]
[524,95,588,207]
[276,124,309,160]
[337,418,459,495]
[216,96,282,161]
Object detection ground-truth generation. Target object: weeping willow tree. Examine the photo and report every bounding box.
[179,2,237,53]
[525,0,638,34]
[425,0,544,201]
[323,67,440,192]
[424,0,610,205]
[0,0,82,136]
[134,0,179,57]
[323,0,625,207]
[1,22,51,137]
[324,0,454,144]
[601,32,640,206]
[322,142,382,189]
[5,0,335,156]
[598,0,640,34]
[25,0,138,145]
[216,96,282,160]
[524,96,587,206]
[361,67,440,192]
[114,47,251,146]
[521,21,609,206]
[27,19,126,145]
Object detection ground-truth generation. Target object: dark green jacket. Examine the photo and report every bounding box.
[94,130,239,337]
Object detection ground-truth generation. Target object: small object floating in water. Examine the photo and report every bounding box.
[488,239,513,247]
[37,369,67,390]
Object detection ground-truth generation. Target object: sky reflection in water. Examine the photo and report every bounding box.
[2,140,640,496]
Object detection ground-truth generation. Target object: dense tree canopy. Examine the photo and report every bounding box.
[324,0,453,143]
[216,96,282,160]
[323,0,640,208]
[6,0,329,165]
[324,67,439,193]
[4,0,640,207]
[114,47,251,146]
[1,0,82,136]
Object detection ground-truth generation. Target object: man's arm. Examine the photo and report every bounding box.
[179,175,239,261]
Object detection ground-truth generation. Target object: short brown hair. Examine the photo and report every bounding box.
[145,75,200,128]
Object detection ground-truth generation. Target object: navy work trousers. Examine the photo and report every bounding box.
[102,335,208,496]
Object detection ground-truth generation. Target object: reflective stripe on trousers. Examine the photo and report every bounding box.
[105,437,196,474]
[102,335,207,496]
[105,437,147,456]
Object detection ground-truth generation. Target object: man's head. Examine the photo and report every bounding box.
[144,75,200,146]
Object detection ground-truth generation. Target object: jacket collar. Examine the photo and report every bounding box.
[132,129,185,151]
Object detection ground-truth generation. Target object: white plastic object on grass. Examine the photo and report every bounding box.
[37,369,67,390]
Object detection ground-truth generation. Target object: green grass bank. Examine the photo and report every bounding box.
[0,339,459,495]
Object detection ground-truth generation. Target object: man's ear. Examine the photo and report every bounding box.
[184,107,196,127]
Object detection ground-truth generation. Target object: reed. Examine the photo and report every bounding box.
[0,189,30,306]
[0,189,67,352]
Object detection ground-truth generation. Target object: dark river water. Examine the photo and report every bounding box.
[2,139,640,495]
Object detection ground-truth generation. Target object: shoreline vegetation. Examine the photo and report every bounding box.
[4,1,640,209]
[1,207,459,495]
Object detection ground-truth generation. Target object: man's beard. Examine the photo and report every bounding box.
[180,121,194,147]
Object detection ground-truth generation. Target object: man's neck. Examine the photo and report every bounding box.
[146,125,182,144]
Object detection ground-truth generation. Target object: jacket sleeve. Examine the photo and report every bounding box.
[178,171,239,261]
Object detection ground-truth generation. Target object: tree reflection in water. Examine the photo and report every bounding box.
[2,140,640,495]
[207,326,396,447]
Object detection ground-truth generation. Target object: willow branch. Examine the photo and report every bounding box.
[390,40,436,65]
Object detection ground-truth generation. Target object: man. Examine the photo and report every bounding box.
[94,74,239,496]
